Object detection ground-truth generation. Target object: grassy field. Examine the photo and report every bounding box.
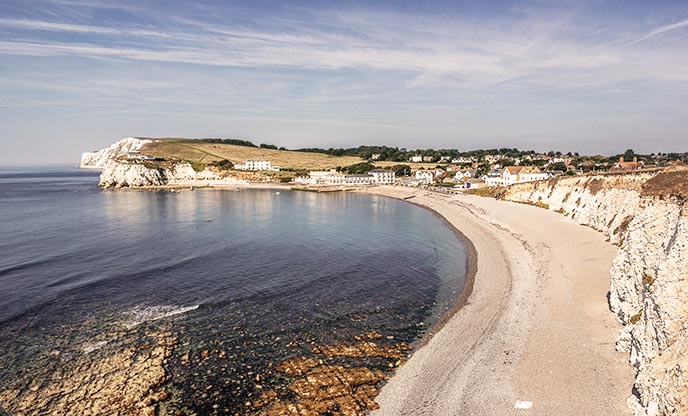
[142,139,445,171]
[143,139,364,171]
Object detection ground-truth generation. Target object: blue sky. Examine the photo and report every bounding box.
[1,0,687,164]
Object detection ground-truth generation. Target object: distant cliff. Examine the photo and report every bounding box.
[80,137,153,169]
[80,138,286,188]
[501,169,688,416]
[98,159,256,188]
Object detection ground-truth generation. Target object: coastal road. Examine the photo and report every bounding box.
[365,187,634,416]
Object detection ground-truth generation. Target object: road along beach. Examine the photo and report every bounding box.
[363,186,634,416]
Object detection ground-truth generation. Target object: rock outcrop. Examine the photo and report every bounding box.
[500,169,688,415]
[80,137,152,168]
[0,331,176,416]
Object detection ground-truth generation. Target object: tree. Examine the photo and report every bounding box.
[624,149,635,161]
[390,164,411,177]
[549,162,567,172]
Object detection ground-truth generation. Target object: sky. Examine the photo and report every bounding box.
[1,0,688,165]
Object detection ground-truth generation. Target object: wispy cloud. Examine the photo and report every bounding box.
[1,1,687,160]
[628,18,688,46]
[0,18,117,34]
[2,11,687,89]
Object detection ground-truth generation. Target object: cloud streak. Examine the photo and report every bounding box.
[1,0,687,161]
[2,9,688,91]
[628,18,688,46]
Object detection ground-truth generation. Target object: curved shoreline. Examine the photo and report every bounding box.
[362,186,634,415]
[400,198,478,348]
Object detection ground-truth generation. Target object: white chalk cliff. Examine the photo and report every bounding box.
[80,137,153,169]
[502,170,688,415]
[98,158,249,188]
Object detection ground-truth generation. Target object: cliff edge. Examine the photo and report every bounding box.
[501,169,688,416]
[80,137,152,169]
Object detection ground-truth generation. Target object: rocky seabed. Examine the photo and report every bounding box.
[502,172,687,416]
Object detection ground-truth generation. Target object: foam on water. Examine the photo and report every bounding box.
[122,304,200,329]
[82,340,109,354]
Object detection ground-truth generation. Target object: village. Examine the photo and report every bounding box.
[222,152,675,189]
[121,141,686,190]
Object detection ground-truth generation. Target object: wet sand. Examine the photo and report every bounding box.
[363,186,634,416]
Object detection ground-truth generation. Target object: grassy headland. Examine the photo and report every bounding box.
[140,138,441,172]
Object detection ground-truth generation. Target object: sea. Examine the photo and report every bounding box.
[0,167,467,414]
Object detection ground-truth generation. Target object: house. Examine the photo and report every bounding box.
[415,170,435,184]
[454,169,476,182]
[235,160,279,171]
[452,157,475,164]
[422,156,434,162]
[371,153,381,160]
[611,156,643,171]
[481,168,504,187]
[368,169,395,184]
[464,178,487,189]
[501,166,549,185]
[440,156,452,162]
[409,155,423,163]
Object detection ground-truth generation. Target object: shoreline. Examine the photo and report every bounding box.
[362,186,634,415]
[399,198,478,348]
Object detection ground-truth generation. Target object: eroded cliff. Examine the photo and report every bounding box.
[501,169,688,415]
[97,159,271,188]
[80,137,152,168]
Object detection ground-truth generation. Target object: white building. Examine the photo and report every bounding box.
[368,169,395,184]
[481,169,504,187]
[454,169,475,182]
[295,170,377,186]
[235,160,279,171]
[409,155,423,163]
[452,157,475,164]
[500,166,549,186]
[415,170,435,184]
[344,174,375,185]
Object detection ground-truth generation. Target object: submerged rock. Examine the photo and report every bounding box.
[0,331,176,416]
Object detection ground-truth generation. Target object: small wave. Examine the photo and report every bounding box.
[82,340,109,354]
[122,304,199,329]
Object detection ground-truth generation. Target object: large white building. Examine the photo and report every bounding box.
[483,166,549,187]
[368,169,395,184]
[234,160,280,171]
[502,166,549,185]
[295,169,394,185]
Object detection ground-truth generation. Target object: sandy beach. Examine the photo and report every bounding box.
[363,186,634,416]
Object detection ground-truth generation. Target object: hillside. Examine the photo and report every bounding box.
[142,139,364,171]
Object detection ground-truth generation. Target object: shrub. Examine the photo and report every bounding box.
[191,162,206,172]
[210,159,234,170]
[630,309,643,324]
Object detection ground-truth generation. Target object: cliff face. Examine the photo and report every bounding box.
[98,159,257,188]
[80,137,152,168]
[501,170,688,415]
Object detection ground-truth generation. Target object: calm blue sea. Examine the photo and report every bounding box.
[0,167,467,413]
